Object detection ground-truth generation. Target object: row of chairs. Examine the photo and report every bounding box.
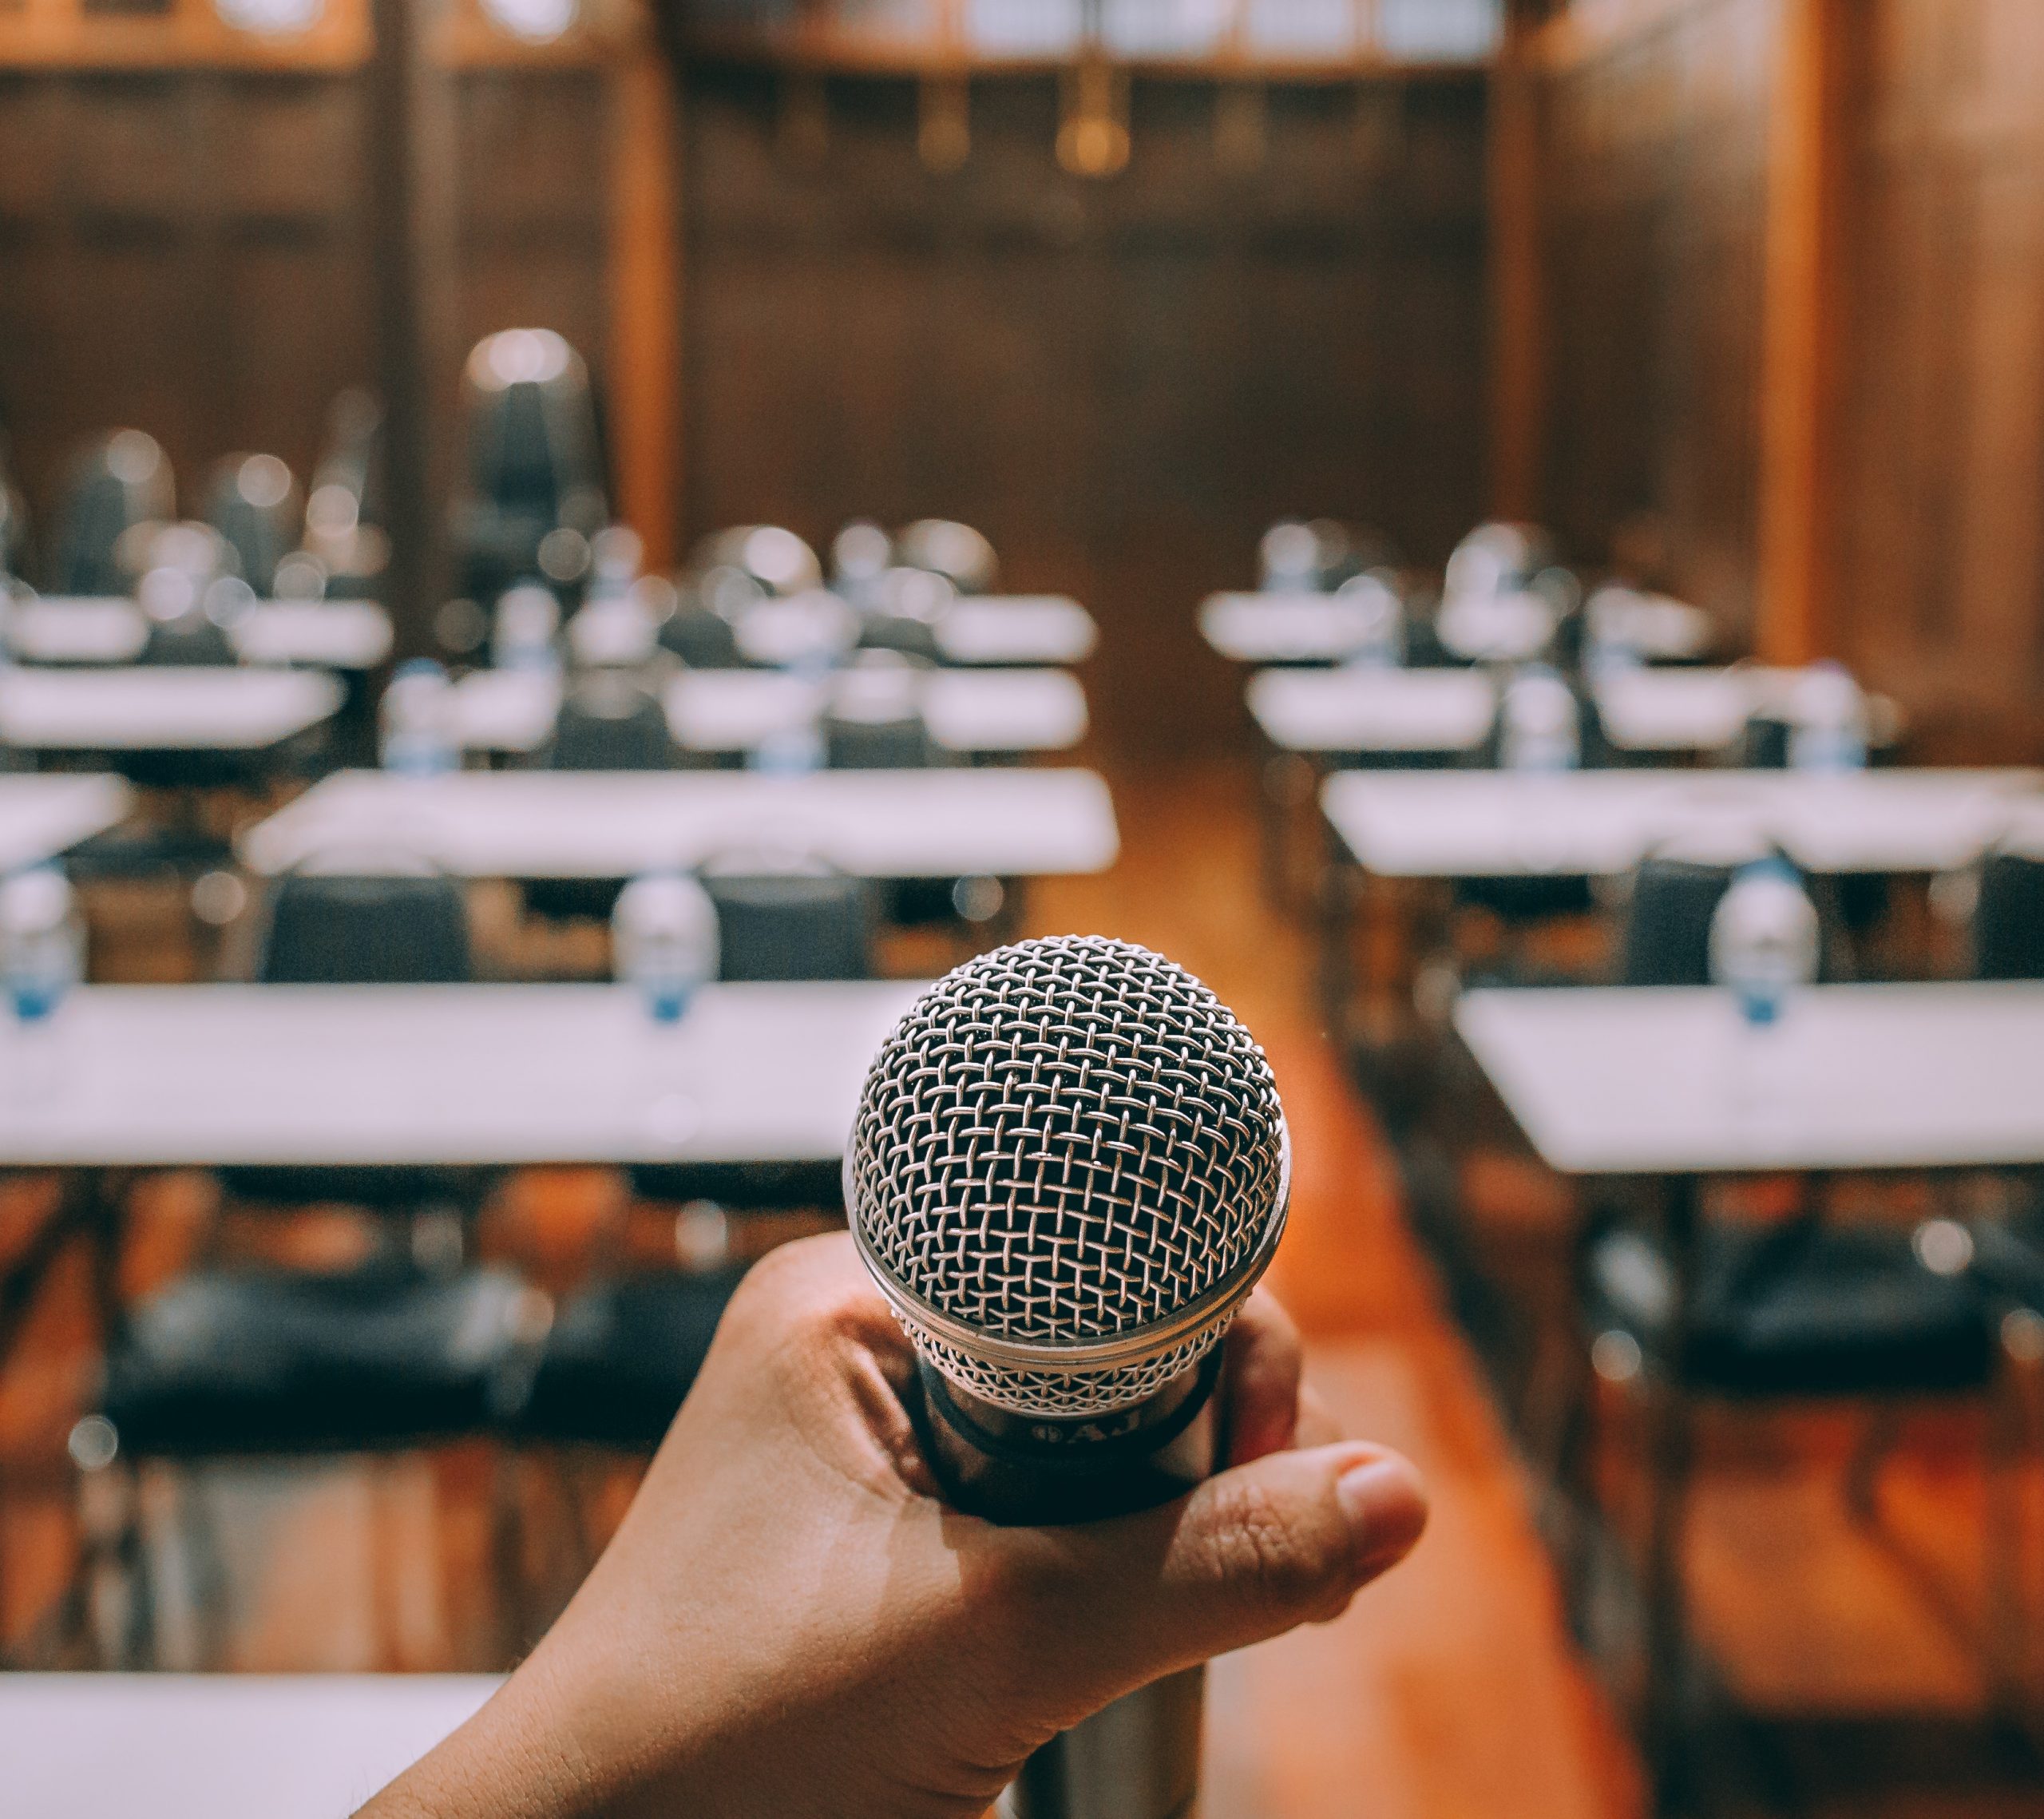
[1272,516,2044,1777]
[57,853,877,1666]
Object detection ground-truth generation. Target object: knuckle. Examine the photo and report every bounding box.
[1203,1474,1345,1615]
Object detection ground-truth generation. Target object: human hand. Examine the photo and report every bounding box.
[365,1232,1427,1819]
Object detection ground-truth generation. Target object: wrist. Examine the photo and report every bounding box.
[360,1647,609,1819]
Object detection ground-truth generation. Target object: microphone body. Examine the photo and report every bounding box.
[847,936,1290,1819]
[923,1361,1216,1819]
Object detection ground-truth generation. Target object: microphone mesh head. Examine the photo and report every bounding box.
[848,935,1288,1417]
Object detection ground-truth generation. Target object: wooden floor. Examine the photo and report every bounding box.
[2,751,2040,1818]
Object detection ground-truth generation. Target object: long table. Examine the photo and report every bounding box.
[1321,767,2038,880]
[239,767,1119,881]
[1247,664,1901,760]
[1202,588,1714,667]
[0,982,926,1167]
[1453,981,2044,1793]
[0,668,343,751]
[450,667,1087,759]
[0,773,133,870]
[1456,980,2044,1177]
[935,595,1097,666]
[2,1673,497,1819]
[10,598,393,671]
[1315,766,2041,1039]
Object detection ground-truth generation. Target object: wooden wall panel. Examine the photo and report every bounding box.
[0,70,374,541]
[0,60,616,581]
[1828,0,2044,755]
[679,66,1491,755]
[1537,0,1773,643]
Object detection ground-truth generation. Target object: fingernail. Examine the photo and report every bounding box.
[1336,1456,1428,1576]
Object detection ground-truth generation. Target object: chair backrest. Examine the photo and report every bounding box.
[1620,823,1811,985]
[895,519,996,593]
[548,673,679,771]
[1738,711,1794,771]
[1618,855,1739,986]
[52,430,172,595]
[856,612,943,664]
[0,480,29,579]
[1974,850,2044,981]
[206,454,300,596]
[823,707,933,771]
[259,870,473,985]
[461,331,604,528]
[1475,670,1608,770]
[658,602,743,669]
[138,615,236,668]
[701,865,873,982]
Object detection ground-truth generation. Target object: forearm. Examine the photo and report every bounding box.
[358,1649,619,1819]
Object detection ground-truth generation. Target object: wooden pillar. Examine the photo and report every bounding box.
[367,0,458,656]
[1487,2,1544,525]
[608,24,683,571]
[1755,0,1849,664]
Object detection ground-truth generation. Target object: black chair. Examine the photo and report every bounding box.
[99,1260,537,1459]
[513,1266,743,1449]
[303,390,387,600]
[657,600,743,669]
[704,861,874,984]
[524,676,683,922]
[0,476,30,581]
[73,1257,540,1667]
[1973,848,2044,981]
[526,853,875,1460]
[544,672,679,771]
[137,614,236,669]
[221,866,478,1211]
[894,518,996,594]
[204,454,300,597]
[1963,847,2044,1338]
[1736,708,1794,770]
[823,707,935,771]
[856,612,944,665]
[65,864,534,1668]
[1559,1203,2016,1791]
[49,430,173,596]
[451,330,606,603]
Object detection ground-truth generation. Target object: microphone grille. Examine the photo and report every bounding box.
[848,935,1288,1417]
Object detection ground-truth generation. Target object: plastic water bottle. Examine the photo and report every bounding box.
[613,871,719,1024]
[380,658,458,777]
[1336,573,1404,669]
[1709,857,1820,1028]
[1788,660,1868,771]
[492,583,563,676]
[1499,663,1580,772]
[1258,520,1321,592]
[1,866,85,1024]
[1583,585,1644,680]
[753,720,825,775]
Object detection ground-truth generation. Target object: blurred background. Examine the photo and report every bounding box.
[4,3,2044,1817]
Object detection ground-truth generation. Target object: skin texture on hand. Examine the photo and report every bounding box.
[363,1233,1428,1819]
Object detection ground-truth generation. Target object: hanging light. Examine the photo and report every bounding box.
[1056,2,1129,180]
[919,71,972,174]
[214,0,324,34]
[481,0,580,46]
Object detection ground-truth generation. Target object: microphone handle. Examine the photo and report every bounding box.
[912,1358,1224,1819]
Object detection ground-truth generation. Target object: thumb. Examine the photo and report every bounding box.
[999,1442,1427,1718]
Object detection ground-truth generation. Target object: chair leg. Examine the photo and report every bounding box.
[1983,1363,2034,1738]
[178,1471,233,1671]
[489,1448,535,1666]
[1844,1404,1903,1526]
[82,1457,154,1670]
[1642,1374,1697,1814]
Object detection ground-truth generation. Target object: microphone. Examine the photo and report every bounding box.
[846,934,1290,1819]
